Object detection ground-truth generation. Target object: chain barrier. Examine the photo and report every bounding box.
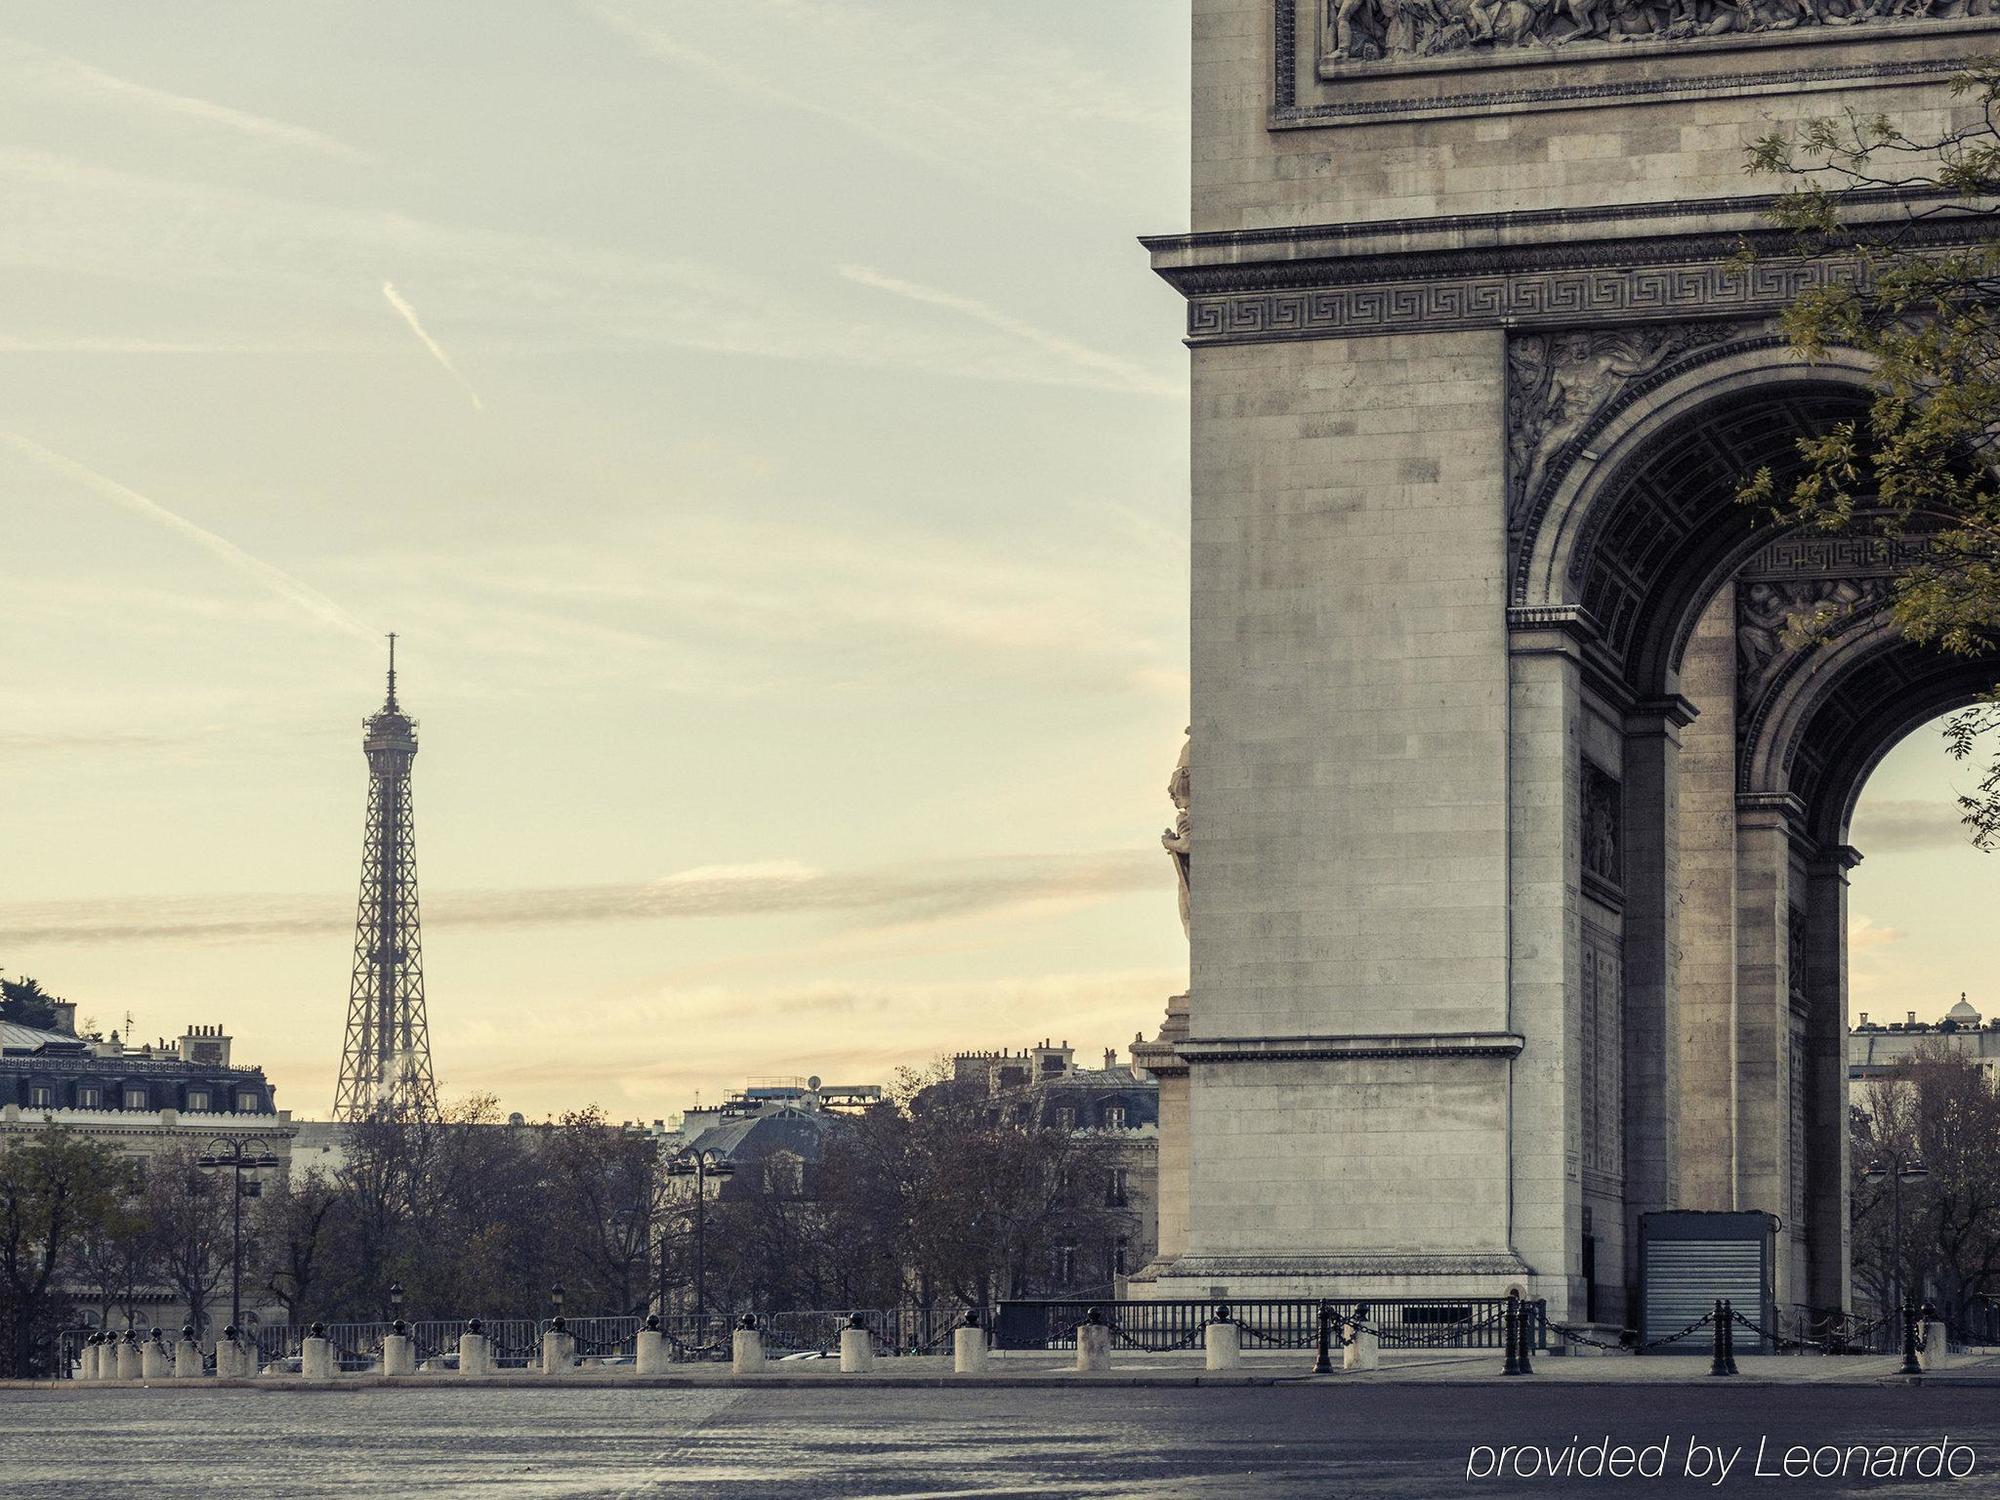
[1379,1308,1506,1348]
[1103,1316,1209,1353]
[663,1330,729,1360]
[1543,1311,1714,1354]
[1235,1321,1319,1350]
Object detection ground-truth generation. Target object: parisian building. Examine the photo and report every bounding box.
[1849,995,2000,1082]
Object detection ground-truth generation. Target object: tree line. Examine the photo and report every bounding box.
[0,1064,1132,1376]
[1851,1048,2000,1330]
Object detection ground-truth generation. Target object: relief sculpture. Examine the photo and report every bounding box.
[1323,0,1996,65]
[1507,324,1746,537]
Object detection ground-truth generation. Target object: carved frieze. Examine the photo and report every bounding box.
[1316,0,2000,70]
[1507,323,1752,536]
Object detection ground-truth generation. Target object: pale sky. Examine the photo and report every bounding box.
[1,3,1992,1123]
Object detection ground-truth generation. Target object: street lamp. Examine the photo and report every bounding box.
[193,1136,281,1333]
[664,1148,734,1319]
[1861,1154,1931,1320]
[388,1280,406,1335]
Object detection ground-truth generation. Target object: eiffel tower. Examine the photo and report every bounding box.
[332,635,438,1121]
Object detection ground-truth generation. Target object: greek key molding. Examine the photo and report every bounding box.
[1187,256,1843,344]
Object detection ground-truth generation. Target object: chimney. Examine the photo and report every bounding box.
[1104,1048,1116,1070]
[47,1000,77,1037]
[1909,1010,1918,1027]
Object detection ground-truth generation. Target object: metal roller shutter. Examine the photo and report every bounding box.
[1640,1212,1774,1353]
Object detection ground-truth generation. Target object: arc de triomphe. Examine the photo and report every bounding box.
[1132,0,2000,1328]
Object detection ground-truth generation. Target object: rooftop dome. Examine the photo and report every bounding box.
[1948,993,1982,1026]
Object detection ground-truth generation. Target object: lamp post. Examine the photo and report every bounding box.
[388,1280,406,1335]
[664,1148,734,1318]
[193,1136,281,1333]
[1861,1153,1931,1322]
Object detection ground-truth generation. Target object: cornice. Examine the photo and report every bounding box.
[1178,1031,1524,1064]
[1147,206,1994,345]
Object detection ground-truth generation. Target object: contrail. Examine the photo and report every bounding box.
[381,281,484,411]
[1,433,371,639]
[839,263,1181,398]
[0,34,364,161]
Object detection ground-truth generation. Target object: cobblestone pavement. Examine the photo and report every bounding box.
[7,1383,2000,1497]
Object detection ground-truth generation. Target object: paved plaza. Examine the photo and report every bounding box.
[11,1370,2000,1498]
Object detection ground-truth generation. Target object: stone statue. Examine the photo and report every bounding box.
[1322,0,1991,66]
[1163,728,1191,941]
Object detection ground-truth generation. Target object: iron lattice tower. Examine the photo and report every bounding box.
[333,635,438,1122]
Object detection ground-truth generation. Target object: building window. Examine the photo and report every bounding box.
[186,1089,210,1112]
[124,1088,148,1111]
[29,1085,52,1109]
[77,1086,101,1109]
[1107,1167,1129,1208]
[236,1091,260,1112]
[1114,1237,1130,1277]
[1103,1105,1126,1130]
[1056,1241,1077,1285]
[1054,1106,1075,1131]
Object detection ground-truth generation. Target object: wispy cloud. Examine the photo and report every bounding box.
[841,264,1180,399]
[1852,797,1978,854]
[337,512,1187,702]
[1,433,371,640]
[1849,914,1907,952]
[585,1,1180,199]
[451,967,1182,1107]
[0,849,1167,946]
[382,282,484,411]
[0,146,1169,394]
[0,34,361,160]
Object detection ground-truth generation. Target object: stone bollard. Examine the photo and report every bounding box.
[116,1334,144,1380]
[732,1315,766,1374]
[953,1315,989,1375]
[540,1321,577,1377]
[174,1327,203,1379]
[1917,1310,1952,1373]
[839,1314,875,1373]
[1075,1309,1112,1373]
[301,1323,337,1380]
[636,1316,668,1376]
[458,1321,491,1377]
[1342,1326,1381,1372]
[1205,1306,1242,1371]
[77,1337,97,1381]
[215,1329,251,1380]
[382,1332,415,1377]
[140,1329,171,1380]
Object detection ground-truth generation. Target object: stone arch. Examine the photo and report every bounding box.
[1505,338,2000,1325]
[1516,340,1877,691]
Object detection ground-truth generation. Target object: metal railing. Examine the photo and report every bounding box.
[992,1298,1539,1353]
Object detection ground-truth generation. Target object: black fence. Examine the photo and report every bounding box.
[992,1298,1538,1353]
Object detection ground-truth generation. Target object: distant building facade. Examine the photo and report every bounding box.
[1850,995,2000,1082]
[0,1012,292,1170]
[953,1039,1160,1298]
[650,1077,883,1199]
[1,1008,294,1335]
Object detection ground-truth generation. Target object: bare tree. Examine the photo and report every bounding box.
[144,1147,230,1337]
